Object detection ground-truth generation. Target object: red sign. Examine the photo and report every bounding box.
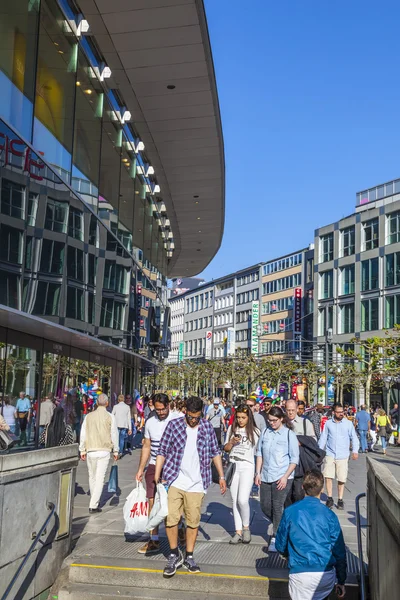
[294,287,302,334]
[0,133,45,181]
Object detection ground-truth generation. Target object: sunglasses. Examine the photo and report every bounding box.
[186,414,201,422]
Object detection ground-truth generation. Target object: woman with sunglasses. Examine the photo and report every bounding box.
[224,404,261,544]
[255,406,299,553]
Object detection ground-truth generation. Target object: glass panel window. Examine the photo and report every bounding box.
[340,303,355,334]
[27,193,38,226]
[341,264,355,295]
[67,246,84,281]
[0,224,22,264]
[68,207,84,240]
[45,198,68,233]
[320,270,333,299]
[361,258,379,291]
[320,233,334,262]
[361,298,379,332]
[318,306,333,336]
[66,287,84,320]
[387,211,400,245]
[0,270,19,308]
[33,281,60,316]
[363,218,379,250]
[386,252,400,287]
[40,239,64,274]
[385,295,400,328]
[342,226,355,257]
[1,179,25,219]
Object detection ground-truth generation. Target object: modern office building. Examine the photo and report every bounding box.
[0,0,224,420]
[259,248,313,359]
[313,178,400,367]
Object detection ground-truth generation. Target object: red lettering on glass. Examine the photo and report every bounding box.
[0,133,44,181]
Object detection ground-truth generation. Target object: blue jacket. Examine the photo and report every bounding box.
[275,496,347,585]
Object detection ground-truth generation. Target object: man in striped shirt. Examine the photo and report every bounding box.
[135,393,179,555]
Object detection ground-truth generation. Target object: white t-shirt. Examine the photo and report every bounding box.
[226,426,260,465]
[145,412,179,465]
[3,404,16,427]
[172,425,204,493]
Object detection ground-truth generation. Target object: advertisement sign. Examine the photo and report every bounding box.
[293,287,302,334]
[227,327,235,356]
[205,330,213,359]
[251,301,260,355]
[178,341,184,362]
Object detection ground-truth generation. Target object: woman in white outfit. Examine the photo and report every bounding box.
[224,404,261,544]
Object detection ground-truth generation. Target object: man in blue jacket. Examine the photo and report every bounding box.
[276,469,346,600]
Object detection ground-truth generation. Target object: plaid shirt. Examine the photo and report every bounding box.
[308,412,322,440]
[157,417,220,490]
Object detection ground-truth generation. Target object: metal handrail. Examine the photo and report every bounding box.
[355,492,367,600]
[1,502,56,600]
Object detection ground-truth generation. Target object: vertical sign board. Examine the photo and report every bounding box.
[251,301,260,355]
[227,327,235,356]
[178,341,184,362]
[293,287,302,336]
[135,283,142,347]
[205,330,213,359]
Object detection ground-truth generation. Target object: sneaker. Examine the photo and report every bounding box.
[229,533,242,545]
[183,556,201,573]
[326,497,334,509]
[268,537,277,552]
[163,550,184,578]
[178,526,186,546]
[138,540,160,555]
[242,529,251,544]
[337,499,345,510]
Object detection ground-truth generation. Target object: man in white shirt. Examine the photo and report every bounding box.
[79,394,119,513]
[112,394,132,458]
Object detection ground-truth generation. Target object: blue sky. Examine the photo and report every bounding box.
[199,0,400,281]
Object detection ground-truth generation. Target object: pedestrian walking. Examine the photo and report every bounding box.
[112,394,132,458]
[155,396,226,577]
[135,393,182,555]
[308,401,325,440]
[79,393,119,514]
[206,398,226,445]
[224,404,260,544]
[296,401,306,417]
[39,407,74,447]
[318,403,359,509]
[255,406,299,552]
[355,405,371,453]
[376,408,391,455]
[2,397,16,433]
[39,395,55,437]
[15,391,31,447]
[276,469,347,600]
[246,396,267,430]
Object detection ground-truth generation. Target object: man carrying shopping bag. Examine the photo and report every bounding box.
[155,396,226,578]
[79,393,119,513]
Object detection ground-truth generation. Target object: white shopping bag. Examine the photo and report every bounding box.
[389,434,395,445]
[146,484,169,532]
[123,482,149,535]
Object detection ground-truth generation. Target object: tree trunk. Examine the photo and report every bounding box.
[365,372,372,410]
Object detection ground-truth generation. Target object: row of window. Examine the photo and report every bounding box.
[318,295,400,334]
[236,329,251,342]
[261,296,294,315]
[263,273,301,295]
[184,316,213,332]
[237,271,260,286]
[319,251,400,299]
[185,338,204,358]
[262,317,293,334]
[260,340,296,355]
[236,288,259,305]
[215,294,234,310]
[263,253,303,275]
[186,290,213,314]
[215,312,233,327]
[319,212,400,263]
[236,309,251,323]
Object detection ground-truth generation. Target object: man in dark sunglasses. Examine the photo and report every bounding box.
[155,396,226,578]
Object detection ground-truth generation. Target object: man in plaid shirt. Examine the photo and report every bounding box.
[155,396,226,578]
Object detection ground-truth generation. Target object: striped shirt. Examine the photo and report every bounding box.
[145,412,177,465]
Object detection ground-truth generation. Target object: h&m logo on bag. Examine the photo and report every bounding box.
[130,501,149,518]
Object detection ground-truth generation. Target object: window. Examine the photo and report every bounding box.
[0,225,22,264]
[340,303,355,334]
[66,287,84,320]
[190,297,194,312]
[318,306,333,336]
[195,296,199,311]
[209,316,213,327]
[88,254,96,286]
[361,258,379,291]
[340,265,355,295]
[89,215,98,246]
[68,207,84,240]
[342,226,355,257]
[320,270,333,299]
[33,282,60,316]
[40,239,64,274]
[361,298,379,331]
[385,295,400,328]
[186,299,189,314]
[386,252,400,287]
[45,199,68,233]
[1,179,25,220]
[263,273,301,294]
[199,294,204,310]
[320,233,334,262]
[363,218,379,250]
[27,193,38,226]
[25,237,33,270]
[204,292,209,308]
[67,247,84,281]
[387,211,400,245]
[199,317,203,329]
[88,292,95,325]
[193,340,197,356]
[0,271,19,308]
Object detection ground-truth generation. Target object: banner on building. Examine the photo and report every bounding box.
[227,327,235,356]
[178,341,184,362]
[251,301,260,355]
[293,287,302,335]
[205,330,213,359]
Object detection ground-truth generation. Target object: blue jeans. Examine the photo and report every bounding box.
[359,430,368,452]
[118,428,128,454]
[381,435,387,450]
